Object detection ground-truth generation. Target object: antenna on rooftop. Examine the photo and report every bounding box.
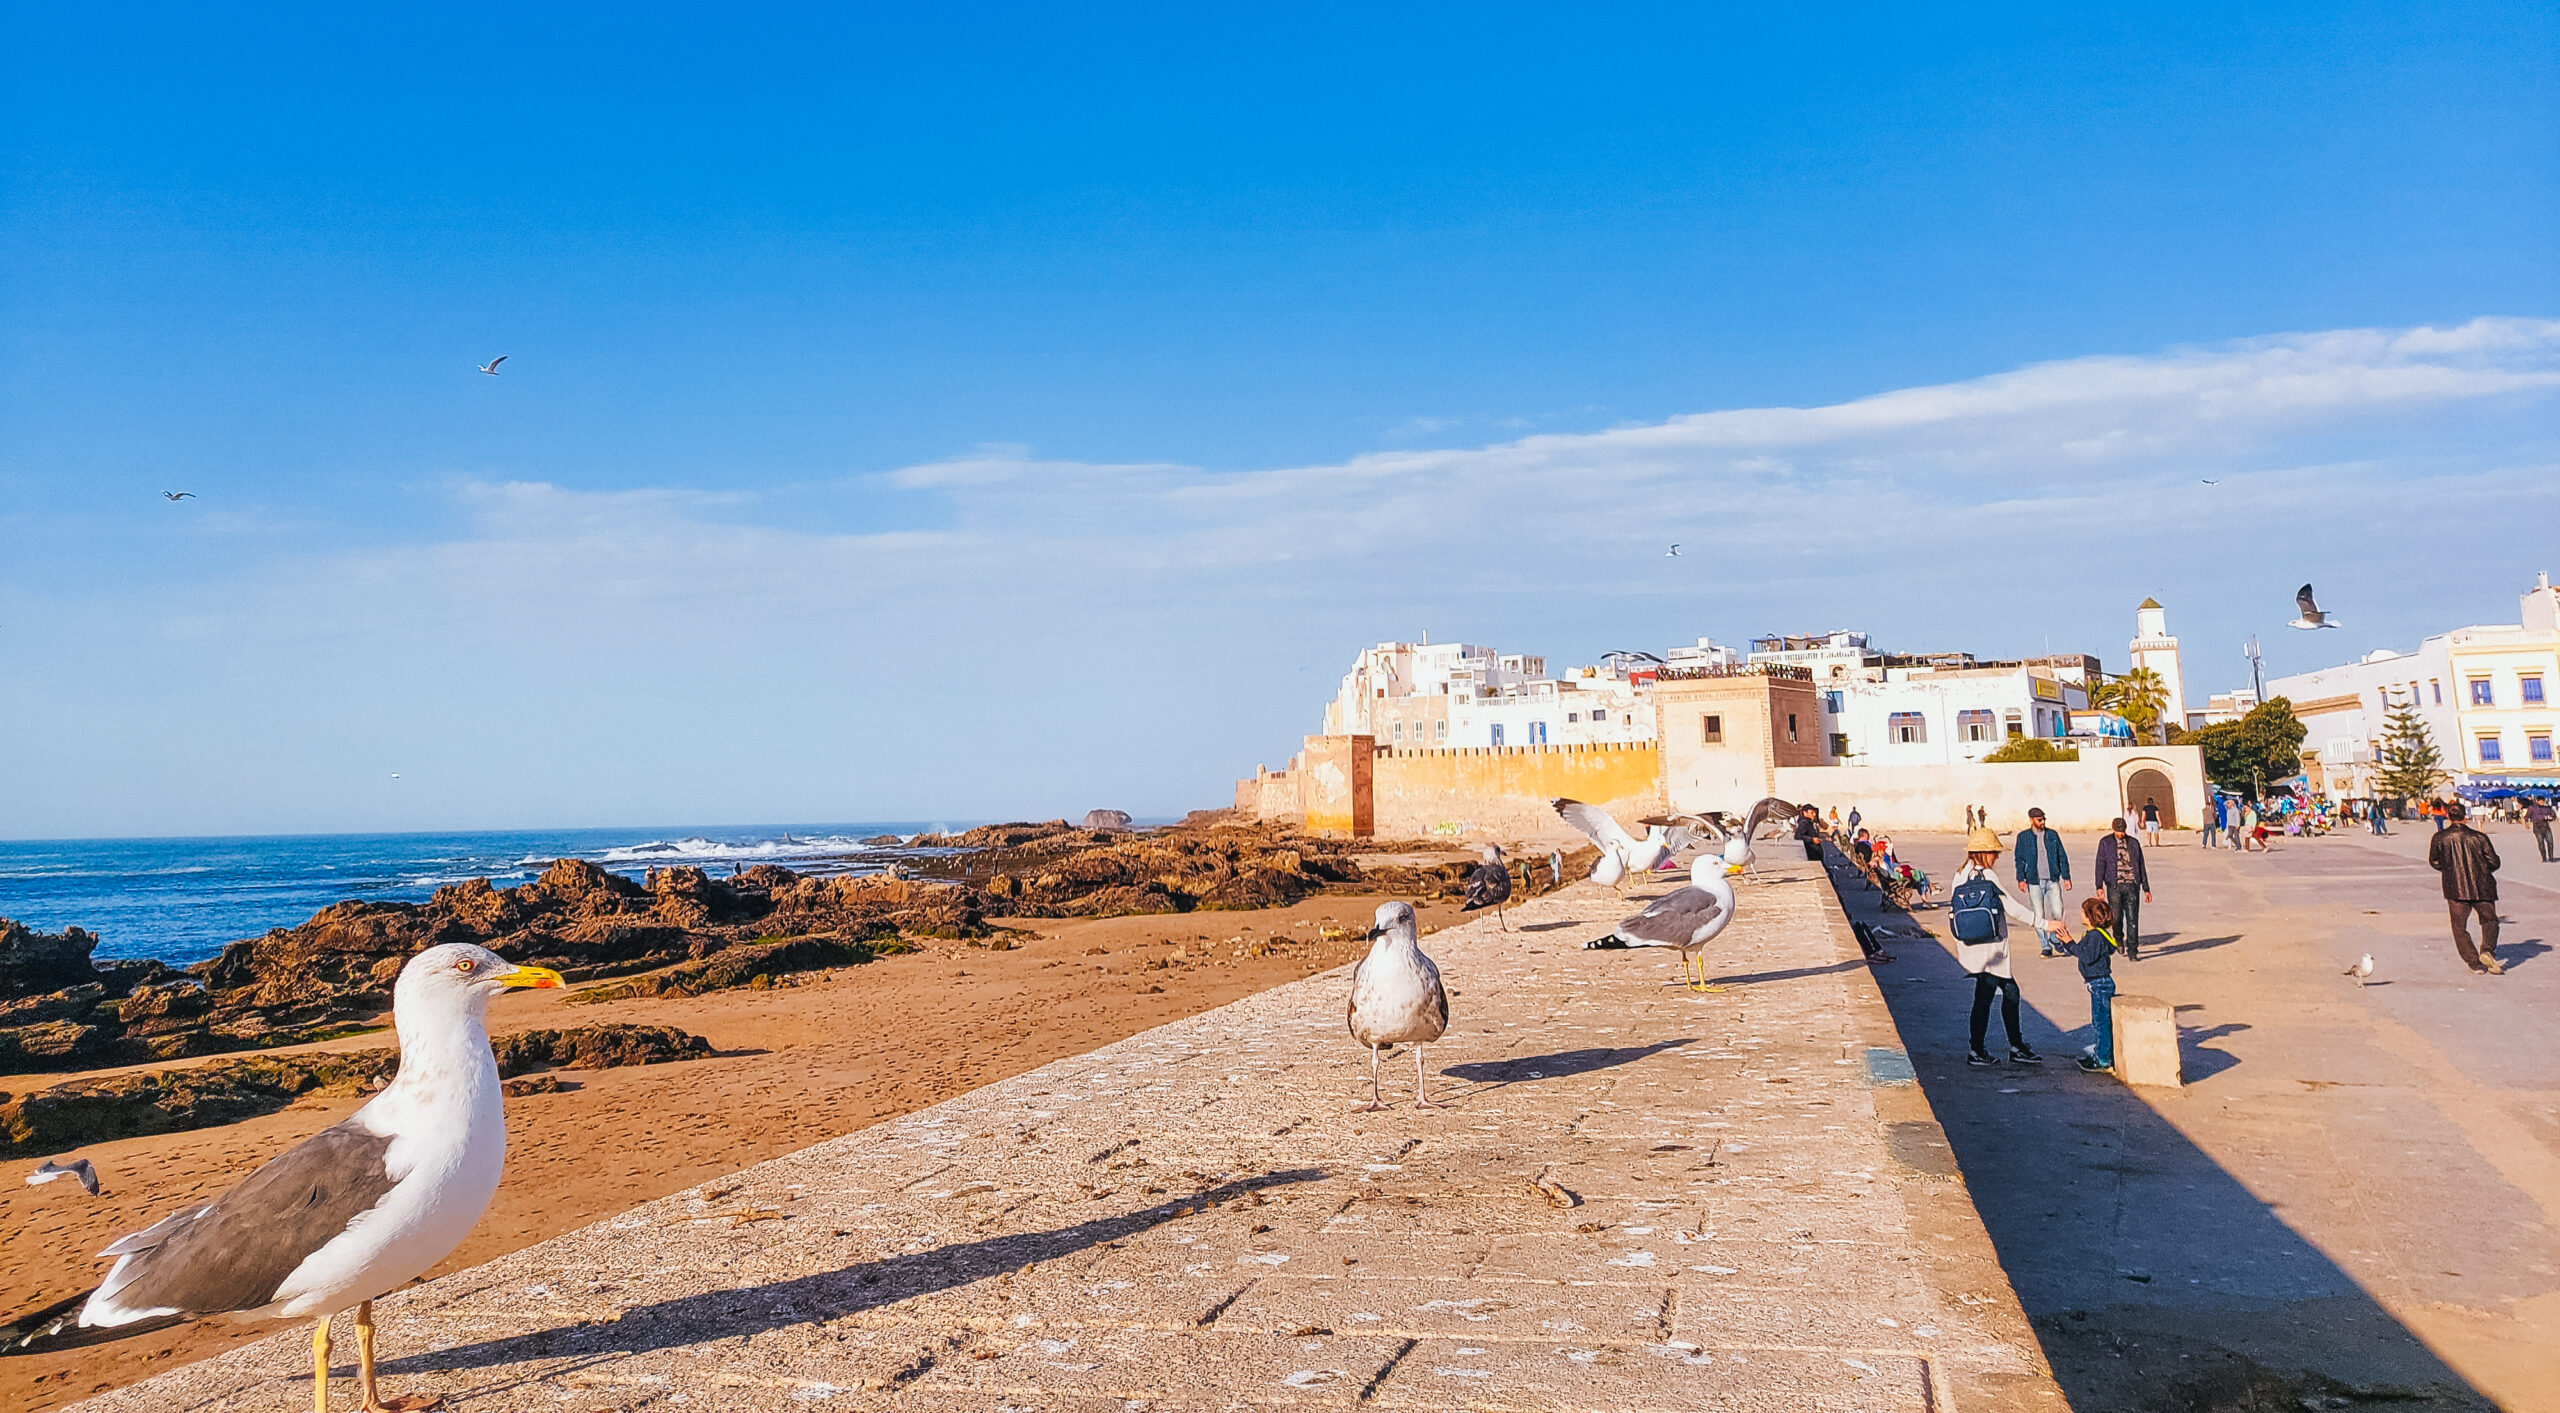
[2245,635,2265,703]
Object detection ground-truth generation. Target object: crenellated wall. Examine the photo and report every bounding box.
[1370,742,1663,839]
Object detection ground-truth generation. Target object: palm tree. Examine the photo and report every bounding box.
[2092,668,2170,743]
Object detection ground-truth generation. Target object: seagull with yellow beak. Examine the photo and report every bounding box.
[2,943,563,1411]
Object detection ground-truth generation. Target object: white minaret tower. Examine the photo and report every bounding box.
[2129,598,2189,732]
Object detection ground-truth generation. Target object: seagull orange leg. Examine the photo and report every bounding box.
[356,1300,441,1412]
[312,1316,332,1413]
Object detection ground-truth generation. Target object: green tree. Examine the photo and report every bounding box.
[2372,702,2448,802]
[1984,736,2080,763]
[2184,697,2307,797]
[2091,667,2169,743]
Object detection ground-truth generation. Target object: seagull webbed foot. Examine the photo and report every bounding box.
[366,1396,442,1412]
[1412,1098,1447,1111]
[1351,1101,1391,1113]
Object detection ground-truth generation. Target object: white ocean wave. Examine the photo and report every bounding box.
[510,834,888,868]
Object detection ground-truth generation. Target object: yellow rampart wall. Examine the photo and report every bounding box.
[1371,741,1664,839]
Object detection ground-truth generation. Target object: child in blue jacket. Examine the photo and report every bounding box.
[2072,896,2121,1073]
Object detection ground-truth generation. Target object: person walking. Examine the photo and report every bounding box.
[1847,805,1861,838]
[2202,793,2221,848]
[2070,895,2121,1074]
[2371,796,2392,836]
[2013,806,2072,957]
[2140,799,2162,846]
[2526,796,2555,863]
[1795,804,1825,860]
[1950,828,2041,1067]
[1963,804,1978,831]
[2093,817,2152,960]
[2427,802,2505,974]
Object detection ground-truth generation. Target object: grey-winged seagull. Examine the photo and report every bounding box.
[1583,853,1739,991]
[1458,844,1513,929]
[2289,584,2340,630]
[1347,901,1448,1111]
[25,1158,100,1196]
[1553,798,1684,892]
[477,356,507,376]
[0,943,562,1411]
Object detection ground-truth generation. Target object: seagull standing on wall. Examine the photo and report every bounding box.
[1583,853,1740,992]
[1458,844,1514,929]
[1346,902,1448,1111]
[1,944,564,1412]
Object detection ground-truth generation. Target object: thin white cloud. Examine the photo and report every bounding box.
[7,318,2556,836]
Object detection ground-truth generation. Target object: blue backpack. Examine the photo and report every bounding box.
[1948,876,2004,943]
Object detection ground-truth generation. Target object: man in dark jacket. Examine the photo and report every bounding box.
[1795,805,1825,860]
[2092,818,2151,961]
[2528,796,2556,864]
[2426,802,2504,973]
[2013,807,2072,957]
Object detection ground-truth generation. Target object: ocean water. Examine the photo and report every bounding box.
[0,823,971,969]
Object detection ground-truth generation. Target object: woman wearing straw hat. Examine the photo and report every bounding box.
[1948,825,2045,1068]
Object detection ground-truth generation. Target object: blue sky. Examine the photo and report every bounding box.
[4,4,2557,837]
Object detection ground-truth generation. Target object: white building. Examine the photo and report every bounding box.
[1827,663,2089,767]
[2128,598,2191,729]
[1746,631,1882,683]
[2266,572,2560,796]
[1321,640,1654,750]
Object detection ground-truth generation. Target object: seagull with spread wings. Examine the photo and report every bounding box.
[162,491,193,501]
[477,355,508,376]
[2289,584,2340,630]
[26,1159,101,1196]
[1551,799,1681,892]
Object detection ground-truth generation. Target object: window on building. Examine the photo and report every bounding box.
[1829,732,1849,757]
[1491,723,1505,748]
[1787,712,1799,743]
[1392,722,1404,743]
[1824,690,1844,713]
[1531,721,1548,745]
[2432,680,2442,704]
[2478,735,2503,763]
[2525,675,2547,704]
[2531,734,2554,763]
[1433,719,1447,743]
[1592,709,1607,723]
[2470,678,2495,707]
[1566,712,1579,723]
[1957,709,1996,742]
[1702,714,1723,744]
[1889,711,1926,744]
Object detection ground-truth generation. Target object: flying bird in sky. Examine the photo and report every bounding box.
[477,356,508,375]
[2288,584,2341,630]
[2199,478,2219,485]
[162,491,193,501]
[26,1159,101,1196]
[1665,543,1681,557]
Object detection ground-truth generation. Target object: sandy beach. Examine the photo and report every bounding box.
[1,892,1484,1410]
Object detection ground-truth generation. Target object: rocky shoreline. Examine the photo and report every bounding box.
[0,820,1561,1145]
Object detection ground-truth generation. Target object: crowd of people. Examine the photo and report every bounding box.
[1805,787,2541,1074]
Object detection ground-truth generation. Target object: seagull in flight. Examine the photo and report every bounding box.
[2288,583,2341,630]
[477,356,508,376]
[1665,544,1681,557]
[26,1159,101,1196]
[2199,478,2219,485]
[162,491,194,501]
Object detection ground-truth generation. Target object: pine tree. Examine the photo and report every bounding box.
[2373,703,2447,802]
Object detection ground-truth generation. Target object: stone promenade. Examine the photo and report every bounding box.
[84,854,2058,1412]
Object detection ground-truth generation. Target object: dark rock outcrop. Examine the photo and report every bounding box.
[0,1022,714,1155]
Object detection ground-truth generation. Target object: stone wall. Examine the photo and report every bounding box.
[1774,746,2209,834]
[1371,742,1663,840]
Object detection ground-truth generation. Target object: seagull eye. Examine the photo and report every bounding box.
[454,958,477,975]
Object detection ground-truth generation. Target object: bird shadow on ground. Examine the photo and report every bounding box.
[2143,933,2243,959]
[1515,920,1587,933]
[1700,959,1870,987]
[1440,1040,1692,1089]
[381,1168,1331,1394]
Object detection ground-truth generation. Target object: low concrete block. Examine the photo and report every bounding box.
[2111,993,2182,1087]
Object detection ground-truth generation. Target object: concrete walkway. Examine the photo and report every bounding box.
[80,854,2056,1412]
[1835,830,2553,1412]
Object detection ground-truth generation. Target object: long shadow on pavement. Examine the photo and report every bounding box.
[1821,852,2494,1411]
